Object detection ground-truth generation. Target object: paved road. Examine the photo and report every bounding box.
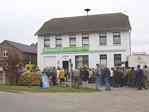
[0,88,149,112]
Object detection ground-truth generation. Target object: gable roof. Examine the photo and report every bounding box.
[1,40,37,54]
[36,12,131,36]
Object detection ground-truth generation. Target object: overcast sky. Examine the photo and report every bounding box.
[0,0,149,53]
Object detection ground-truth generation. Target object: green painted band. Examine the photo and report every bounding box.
[43,47,89,53]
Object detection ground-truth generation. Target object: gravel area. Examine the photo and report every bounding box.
[0,88,149,112]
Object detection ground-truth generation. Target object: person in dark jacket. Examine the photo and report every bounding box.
[118,68,125,87]
[51,67,57,86]
[143,65,149,89]
[112,67,121,87]
[135,65,146,90]
[127,67,135,87]
[102,66,111,91]
[80,67,89,88]
[72,68,80,88]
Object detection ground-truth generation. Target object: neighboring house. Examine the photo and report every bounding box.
[128,52,149,68]
[0,45,9,84]
[0,40,37,83]
[35,12,131,70]
[0,40,37,65]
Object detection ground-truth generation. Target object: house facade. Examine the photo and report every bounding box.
[0,40,37,83]
[36,13,131,70]
[0,45,8,67]
[0,40,37,65]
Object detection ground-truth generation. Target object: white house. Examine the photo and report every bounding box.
[128,52,149,68]
[35,12,131,70]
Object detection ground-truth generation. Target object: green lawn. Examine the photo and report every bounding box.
[0,85,96,93]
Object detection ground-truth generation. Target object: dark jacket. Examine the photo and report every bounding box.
[80,69,89,81]
[102,67,111,78]
[135,68,144,80]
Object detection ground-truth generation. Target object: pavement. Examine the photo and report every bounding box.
[0,88,149,112]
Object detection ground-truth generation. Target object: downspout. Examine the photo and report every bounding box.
[129,29,131,56]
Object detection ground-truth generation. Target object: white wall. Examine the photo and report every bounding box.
[89,32,130,52]
[37,36,44,70]
[37,31,131,70]
[128,54,149,68]
[40,32,130,52]
[39,51,128,70]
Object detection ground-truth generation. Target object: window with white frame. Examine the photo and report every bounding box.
[82,33,89,47]
[114,54,121,66]
[99,32,107,45]
[100,54,107,65]
[69,34,76,47]
[113,32,121,45]
[44,38,50,48]
[55,38,62,48]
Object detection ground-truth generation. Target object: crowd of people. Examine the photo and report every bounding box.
[96,64,149,91]
[44,64,149,91]
[15,63,149,91]
[43,66,96,88]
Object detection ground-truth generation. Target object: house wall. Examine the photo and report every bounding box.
[1,42,37,65]
[128,54,149,68]
[0,45,23,83]
[23,53,37,65]
[0,46,8,67]
[38,31,131,70]
[0,42,37,83]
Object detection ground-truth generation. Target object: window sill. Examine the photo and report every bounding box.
[113,44,121,46]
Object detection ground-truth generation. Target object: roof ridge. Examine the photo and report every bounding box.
[48,12,127,22]
[4,40,31,47]
[1,40,37,54]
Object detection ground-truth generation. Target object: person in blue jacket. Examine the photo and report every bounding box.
[102,66,111,91]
